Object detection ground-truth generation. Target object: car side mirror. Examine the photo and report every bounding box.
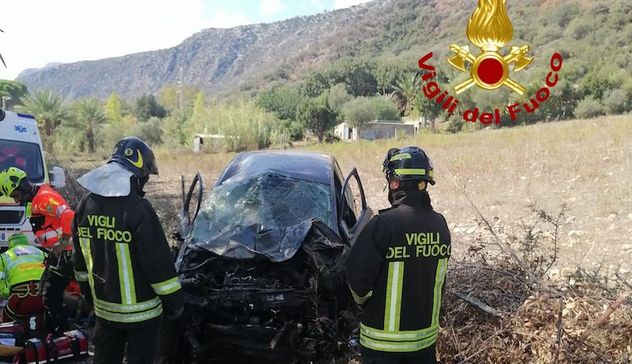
[49,166,66,188]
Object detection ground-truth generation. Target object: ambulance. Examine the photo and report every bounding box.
[0,109,66,247]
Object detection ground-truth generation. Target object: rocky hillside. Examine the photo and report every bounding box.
[17,0,632,99]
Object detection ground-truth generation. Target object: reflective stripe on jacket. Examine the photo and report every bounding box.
[345,190,451,354]
[0,245,46,298]
[31,184,74,251]
[72,191,182,326]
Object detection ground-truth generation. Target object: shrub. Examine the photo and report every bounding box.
[132,117,163,146]
[218,101,280,152]
[603,89,629,115]
[574,96,605,119]
[446,118,465,133]
[566,18,592,40]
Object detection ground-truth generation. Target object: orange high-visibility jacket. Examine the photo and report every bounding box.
[31,185,74,250]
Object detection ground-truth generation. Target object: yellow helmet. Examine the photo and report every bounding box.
[0,167,27,197]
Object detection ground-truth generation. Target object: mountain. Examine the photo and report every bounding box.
[16,0,632,100]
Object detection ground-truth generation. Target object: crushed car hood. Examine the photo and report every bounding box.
[176,171,342,265]
[183,219,337,262]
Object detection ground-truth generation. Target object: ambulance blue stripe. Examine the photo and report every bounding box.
[16,113,35,119]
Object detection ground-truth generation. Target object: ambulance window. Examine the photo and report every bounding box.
[0,140,45,183]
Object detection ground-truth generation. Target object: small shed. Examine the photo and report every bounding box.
[192,134,225,153]
[334,120,418,142]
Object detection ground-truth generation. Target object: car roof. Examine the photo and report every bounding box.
[217,150,335,186]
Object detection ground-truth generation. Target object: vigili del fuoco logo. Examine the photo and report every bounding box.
[417,0,564,124]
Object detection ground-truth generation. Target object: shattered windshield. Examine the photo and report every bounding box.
[189,171,335,260]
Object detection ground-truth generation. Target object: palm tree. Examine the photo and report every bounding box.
[18,90,69,151]
[66,98,107,153]
[393,73,421,116]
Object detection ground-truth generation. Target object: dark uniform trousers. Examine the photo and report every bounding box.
[41,250,74,335]
[347,191,450,364]
[93,317,162,364]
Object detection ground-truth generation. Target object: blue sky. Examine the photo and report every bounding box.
[0,0,371,80]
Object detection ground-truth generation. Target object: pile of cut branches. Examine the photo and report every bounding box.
[436,202,631,363]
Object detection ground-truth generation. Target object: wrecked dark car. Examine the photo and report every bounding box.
[168,151,373,363]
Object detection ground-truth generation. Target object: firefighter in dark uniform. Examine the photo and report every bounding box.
[345,146,451,364]
[72,137,183,364]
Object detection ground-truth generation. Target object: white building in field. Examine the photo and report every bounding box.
[192,134,225,153]
[334,119,423,142]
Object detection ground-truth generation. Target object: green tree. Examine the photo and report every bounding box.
[327,83,352,112]
[579,72,618,100]
[158,84,199,114]
[298,93,337,143]
[104,92,123,124]
[217,101,279,151]
[0,80,28,109]
[256,87,306,141]
[373,97,400,121]
[132,117,163,146]
[342,96,400,129]
[411,92,443,127]
[373,62,412,96]
[102,114,137,152]
[18,90,69,150]
[341,61,378,97]
[190,91,207,131]
[134,94,167,121]
[300,58,377,97]
[393,73,420,116]
[342,97,375,129]
[300,71,332,98]
[256,86,303,121]
[161,112,189,147]
[66,98,107,153]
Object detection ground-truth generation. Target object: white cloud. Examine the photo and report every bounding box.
[333,0,372,9]
[260,0,284,17]
[0,0,248,80]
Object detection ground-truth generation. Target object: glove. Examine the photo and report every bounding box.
[78,281,94,308]
[165,306,184,321]
[160,291,184,321]
[8,233,29,247]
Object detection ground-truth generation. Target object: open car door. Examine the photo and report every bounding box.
[176,172,204,247]
[338,167,373,246]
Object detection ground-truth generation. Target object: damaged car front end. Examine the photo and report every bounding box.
[169,151,372,363]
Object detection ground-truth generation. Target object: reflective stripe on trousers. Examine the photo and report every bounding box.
[361,258,448,353]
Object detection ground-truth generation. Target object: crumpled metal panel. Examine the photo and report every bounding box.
[174,218,354,363]
[185,171,336,262]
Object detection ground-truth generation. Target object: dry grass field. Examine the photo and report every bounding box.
[117,115,631,276]
[58,115,632,363]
